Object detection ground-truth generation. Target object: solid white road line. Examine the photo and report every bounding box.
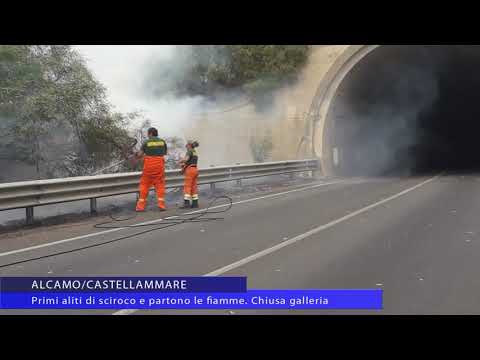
[0,180,343,259]
[113,174,441,315]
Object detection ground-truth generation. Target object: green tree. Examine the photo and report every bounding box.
[0,45,135,180]
[143,45,310,109]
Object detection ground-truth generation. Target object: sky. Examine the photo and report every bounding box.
[74,45,203,136]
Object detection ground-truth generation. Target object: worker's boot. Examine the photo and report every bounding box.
[136,199,146,212]
[191,199,199,208]
[158,199,167,212]
[180,200,191,209]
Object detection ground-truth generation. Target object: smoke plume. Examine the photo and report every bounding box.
[331,46,441,176]
[76,45,296,167]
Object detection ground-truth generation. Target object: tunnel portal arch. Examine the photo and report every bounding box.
[308,45,480,177]
[308,45,379,176]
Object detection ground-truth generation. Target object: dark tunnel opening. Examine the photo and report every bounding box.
[327,45,480,177]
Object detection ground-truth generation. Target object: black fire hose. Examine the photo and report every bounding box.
[0,196,233,269]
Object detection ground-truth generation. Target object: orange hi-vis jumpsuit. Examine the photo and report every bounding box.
[183,148,199,202]
[136,137,168,211]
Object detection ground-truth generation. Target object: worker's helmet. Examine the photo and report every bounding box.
[187,140,199,148]
[147,127,158,137]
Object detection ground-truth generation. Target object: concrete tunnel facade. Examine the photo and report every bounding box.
[308,45,480,177]
[186,45,480,177]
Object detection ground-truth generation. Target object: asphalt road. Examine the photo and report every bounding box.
[1,173,480,315]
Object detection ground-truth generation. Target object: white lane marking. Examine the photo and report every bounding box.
[0,181,343,259]
[113,174,441,315]
[204,175,440,276]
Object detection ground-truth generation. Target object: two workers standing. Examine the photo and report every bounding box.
[134,127,200,212]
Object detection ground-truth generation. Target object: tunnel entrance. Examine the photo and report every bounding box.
[325,45,480,177]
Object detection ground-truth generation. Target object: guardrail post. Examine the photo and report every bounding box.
[312,161,321,179]
[90,198,98,215]
[0,161,322,221]
[26,207,34,225]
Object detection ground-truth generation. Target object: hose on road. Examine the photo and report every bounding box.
[0,196,233,269]
[94,195,233,229]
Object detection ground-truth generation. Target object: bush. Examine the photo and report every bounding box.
[143,45,311,103]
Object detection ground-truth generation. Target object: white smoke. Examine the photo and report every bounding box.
[74,45,310,168]
[75,45,207,136]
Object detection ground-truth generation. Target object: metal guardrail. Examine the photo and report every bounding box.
[0,159,320,225]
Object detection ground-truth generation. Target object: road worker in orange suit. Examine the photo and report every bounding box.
[135,127,168,212]
[179,140,199,209]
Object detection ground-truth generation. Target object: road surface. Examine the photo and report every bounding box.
[1,173,479,315]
